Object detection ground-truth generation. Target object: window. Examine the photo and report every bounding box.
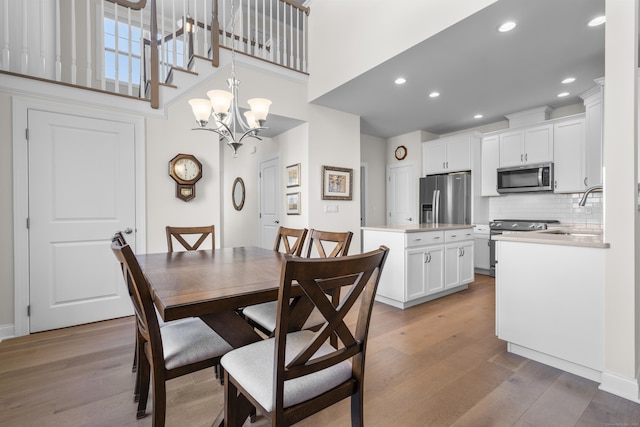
[104,17,142,85]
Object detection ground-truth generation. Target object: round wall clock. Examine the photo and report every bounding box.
[168,153,202,202]
[394,145,407,160]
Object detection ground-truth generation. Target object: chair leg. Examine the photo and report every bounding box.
[134,331,144,402]
[151,370,167,427]
[136,356,151,419]
[224,371,239,427]
[350,388,364,427]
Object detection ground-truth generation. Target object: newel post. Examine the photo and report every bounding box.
[211,0,220,68]
[149,0,159,109]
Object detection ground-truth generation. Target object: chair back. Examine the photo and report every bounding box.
[165,225,215,252]
[111,235,165,367]
[273,226,308,256]
[272,246,389,417]
[304,229,353,258]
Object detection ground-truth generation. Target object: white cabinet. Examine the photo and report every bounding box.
[582,83,604,188]
[423,134,471,175]
[474,236,490,271]
[481,134,500,196]
[553,116,586,193]
[499,123,554,167]
[362,227,473,309]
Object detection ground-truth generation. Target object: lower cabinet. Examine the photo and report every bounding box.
[362,227,474,309]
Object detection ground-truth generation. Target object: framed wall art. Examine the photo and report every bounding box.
[286,163,301,187]
[322,166,353,200]
[286,192,301,215]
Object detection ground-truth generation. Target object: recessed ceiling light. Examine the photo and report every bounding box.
[395,77,406,85]
[498,21,516,32]
[474,114,483,119]
[429,92,440,98]
[561,77,576,84]
[588,15,606,27]
[557,92,570,98]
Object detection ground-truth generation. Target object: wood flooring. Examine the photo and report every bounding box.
[1,274,639,426]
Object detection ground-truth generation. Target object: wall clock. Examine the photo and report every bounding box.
[394,145,407,160]
[168,153,202,202]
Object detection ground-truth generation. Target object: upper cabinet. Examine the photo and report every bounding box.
[581,82,604,188]
[553,116,586,193]
[481,134,500,196]
[499,123,554,167]
[423,133,476,175]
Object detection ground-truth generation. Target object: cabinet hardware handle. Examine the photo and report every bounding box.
[525,153,528,162]
[414,238,422,241]
[406,217,413,221]
[443,161,446,169]
[584,177,588,186]
[520,154,523,162]
[433,236,440,239]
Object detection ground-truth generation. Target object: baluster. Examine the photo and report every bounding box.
[160,0,166,82]
[288,4,293,68]
[277,0,281,64]
[70,0,77,84]
[100,0,105,89]
[21,1,28,73]
[178,0,183,68]
[139,7,144,90]
[295,7,299,70]
[39,0,45,76]
[268,0,273,61]
[55,0,61,81]
[302,6,307,72]
[1,0,8,70]
[221,0,226,48]
[114,3,120,93]
[86,0,92,86]
[254,0,258,56]
[193,0,198,59]
[246,0,251,54]
[127,7,132,95]
[261,0,265,58]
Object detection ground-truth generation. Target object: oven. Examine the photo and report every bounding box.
[488,219,559,277]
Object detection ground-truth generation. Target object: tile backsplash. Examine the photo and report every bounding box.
[488,192,603,225]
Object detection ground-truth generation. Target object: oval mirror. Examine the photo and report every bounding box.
[232,177,245,211]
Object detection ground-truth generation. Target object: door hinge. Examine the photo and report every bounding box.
[259,212,262,218]
[259,172,262,178]
[388,176,391,182]
[27,305,30,316]
[25,128,29,140]
[26,217,29,229]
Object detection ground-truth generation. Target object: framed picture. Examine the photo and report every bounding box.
[286,163,301,187]
[322,166,353,200]
[287,192,301,215]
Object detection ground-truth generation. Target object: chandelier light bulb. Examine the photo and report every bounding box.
[188,98,212,127]
[207,90,234,116]
[244,111,258,128]
[247,98,272,122]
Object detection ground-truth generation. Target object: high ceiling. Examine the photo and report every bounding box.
[311,0,606,139]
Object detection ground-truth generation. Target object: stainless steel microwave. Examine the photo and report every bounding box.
[497,162,553,193]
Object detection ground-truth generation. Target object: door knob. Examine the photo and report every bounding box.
[123,228,133,234]
[274,220,280,224]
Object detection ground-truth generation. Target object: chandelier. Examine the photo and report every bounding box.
[188,1,271,157]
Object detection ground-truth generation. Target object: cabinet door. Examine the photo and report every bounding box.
[524,124,553,164]
[499,130,524,167]
[444,244,461,289]
[459,240,475,284]
[425,246,444,295]
[406,248,427,300]
[474,236,490,270]
[481,135,500,196]
[584,95,603,187]
[554,118,585,193]
[423,140,447,175]
[446,136,471,172]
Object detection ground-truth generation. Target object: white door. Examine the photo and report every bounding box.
[28,110,136,332]
[259,157,280,249]
[387,164,416,225]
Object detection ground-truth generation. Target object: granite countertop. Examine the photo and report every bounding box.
[361,224,474,233]
[493,225,609,248]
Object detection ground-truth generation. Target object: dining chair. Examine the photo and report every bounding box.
[165,225,215,252]
[242,229,352,340]
[111,235,233,426]
[221,246,390,427]
[272,226,308,256]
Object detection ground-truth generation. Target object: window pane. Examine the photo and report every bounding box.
[118,53,130,80]
[105,33,115,50]
[104,51,115,79]
[131,58,141,84]
[104,18,115,35]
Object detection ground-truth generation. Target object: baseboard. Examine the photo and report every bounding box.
[0,323,16,342]
[600,370,640,403]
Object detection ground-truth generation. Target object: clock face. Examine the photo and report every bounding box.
[174,158,200,181]
[395,145,407,160]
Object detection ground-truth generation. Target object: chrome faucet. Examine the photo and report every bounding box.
[578,185,603,206]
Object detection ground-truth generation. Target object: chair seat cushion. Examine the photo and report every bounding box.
[221,330,352,412]
[161,318,233,371]
[243,301,328,333]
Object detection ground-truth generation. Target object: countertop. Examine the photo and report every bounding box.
[361,224,474,233]
[493,226,609,248]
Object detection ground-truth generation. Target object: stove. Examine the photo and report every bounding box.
[488,219,560,277]
[489,219,560,232]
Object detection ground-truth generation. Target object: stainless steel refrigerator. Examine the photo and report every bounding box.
[419,172,471,225]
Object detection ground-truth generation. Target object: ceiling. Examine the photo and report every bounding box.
[310,0,606,139]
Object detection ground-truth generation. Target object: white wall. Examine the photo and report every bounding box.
[276,123,310,229]
[0,92,13,327]
[307,0,498,101]
[361,134,387,227]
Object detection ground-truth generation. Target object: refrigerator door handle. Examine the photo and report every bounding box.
[432,189,440,224]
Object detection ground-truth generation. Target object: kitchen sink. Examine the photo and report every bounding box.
[540,229,602,238]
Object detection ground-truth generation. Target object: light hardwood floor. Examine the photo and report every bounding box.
[1,275,639,426]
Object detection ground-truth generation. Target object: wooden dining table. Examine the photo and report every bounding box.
[136,245,289,348]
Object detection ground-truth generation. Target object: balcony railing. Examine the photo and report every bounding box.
[0,0,309,109]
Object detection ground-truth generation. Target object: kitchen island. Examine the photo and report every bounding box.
[362,224,474,309]
[494,227,609,382]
